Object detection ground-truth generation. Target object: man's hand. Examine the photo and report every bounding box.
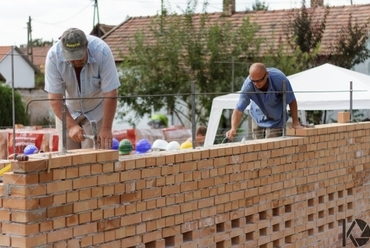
[226,128,237,141]
[68,124,85,142]
[292,121,303,129]
[99,127,113,149]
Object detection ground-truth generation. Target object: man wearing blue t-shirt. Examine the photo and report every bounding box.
[226,63,303,140]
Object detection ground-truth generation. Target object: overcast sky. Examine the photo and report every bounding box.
[1,0,369,46]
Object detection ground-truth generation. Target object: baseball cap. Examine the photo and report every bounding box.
[60,28,88,61]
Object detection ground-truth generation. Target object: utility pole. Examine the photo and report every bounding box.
[93,0,101,36]
[27,16,33,63]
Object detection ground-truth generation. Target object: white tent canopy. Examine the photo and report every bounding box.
[204,63,370,146]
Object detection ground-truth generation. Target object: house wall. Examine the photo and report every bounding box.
[18,89,52,126]
[0,51,35,88]
[0,122,369,247]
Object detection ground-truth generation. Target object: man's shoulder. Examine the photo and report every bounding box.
[267,68,289,82]
[267,67,286,76]
[87,35,102,42]
[87,35,107,47]
[87,35,111,54]
[47,41,61,53]
[46,41,64,63]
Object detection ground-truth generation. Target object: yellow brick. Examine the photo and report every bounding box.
[338,111,351,123]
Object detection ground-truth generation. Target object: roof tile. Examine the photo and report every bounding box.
[104,4,370,62]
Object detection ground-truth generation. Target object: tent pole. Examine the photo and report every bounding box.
[350,81,353,122]
[11,46,16,155]
[191,81,196,149]
[282,80,286,137]
[61,81,67,154]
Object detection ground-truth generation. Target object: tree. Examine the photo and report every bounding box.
[252,0,268,11]
[286,0,329,60]
[286,0,329,124]
[285,2,370,124]
[263,37,320,76]
[328,13,370,69]
[285,1,329,124]
[118,1,263,126]
[0,85,30,127]
[32,38,53,47]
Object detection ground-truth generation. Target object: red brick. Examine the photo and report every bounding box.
[3,173,38,185]
[73,222,97,237]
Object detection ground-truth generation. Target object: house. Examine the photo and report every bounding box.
[90,23,116,38]
[19,46,51,74]
[102,0,370,73]
[0,46,40,88]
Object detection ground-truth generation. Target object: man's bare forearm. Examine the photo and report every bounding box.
[101,89,118,130]
[48,93,77,129]
[289,99,299,123]
[231,109,243,130]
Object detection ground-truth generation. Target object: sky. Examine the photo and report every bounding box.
[2,0,370,47]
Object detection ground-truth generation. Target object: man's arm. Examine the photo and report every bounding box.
[226,109,243,140]
[49,93,77,129]
[99,89,118,148]
[288,99,303,129]
[101,89,117,130]
[48,93,84,141]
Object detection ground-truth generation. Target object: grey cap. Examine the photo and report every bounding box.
[60,28,88,61]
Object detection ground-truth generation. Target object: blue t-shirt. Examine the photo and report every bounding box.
[236,68,296,128]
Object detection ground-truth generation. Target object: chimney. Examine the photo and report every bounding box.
[223,0,235,16]
[311,0,324,7]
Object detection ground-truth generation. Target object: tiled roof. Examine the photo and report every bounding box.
[103,4,370,62]
[0,46,41,74]
[19,46,51,68]
[90,23,117,38]
[0,46,13,61]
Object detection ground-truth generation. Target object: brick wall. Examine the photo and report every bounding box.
[0,122,369,247]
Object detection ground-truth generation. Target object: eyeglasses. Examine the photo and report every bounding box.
[251,73,267,83]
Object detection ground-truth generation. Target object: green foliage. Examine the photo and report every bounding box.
[284,2,327,124]
[263,37,320,75]
[35,73,45,88]
[328,13,370,69]
[283,1,369,124]
[252,0,268,11]
[118,1,262,126]
[286,0,329,56]
[0,85,30,127]
[32,39,54,47]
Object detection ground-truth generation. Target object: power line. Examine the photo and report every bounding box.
[33,2,92,26]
